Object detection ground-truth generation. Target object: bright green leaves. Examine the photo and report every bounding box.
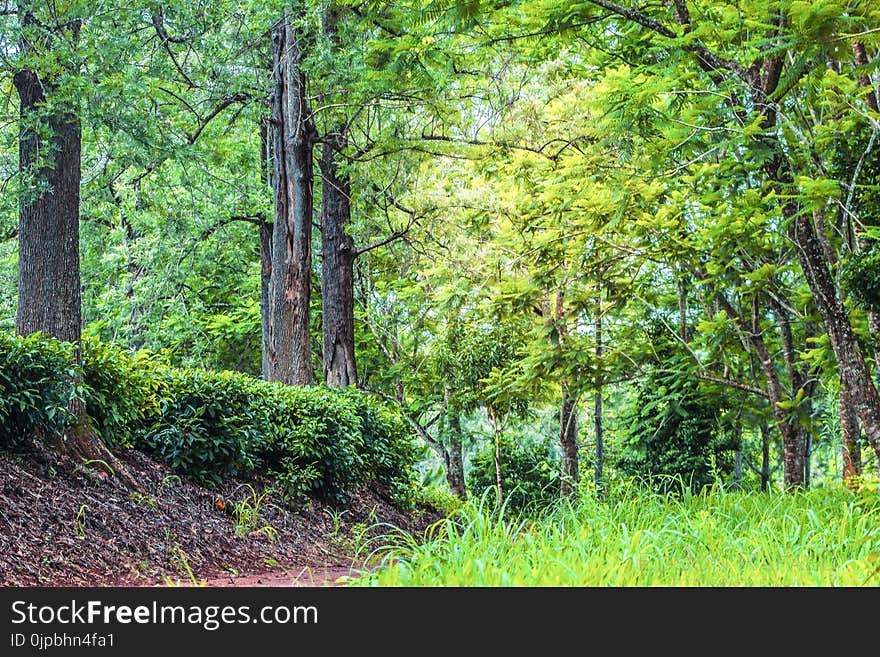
[788,0,846,41]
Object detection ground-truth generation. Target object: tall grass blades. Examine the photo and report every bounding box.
[356,482,880,586]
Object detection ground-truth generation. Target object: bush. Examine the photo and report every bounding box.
[343,389,420,507]
[81,336,163,448]
[615,367,737,494]
[136,367,418,504]
[468,439,559,515]
[255,383,366,504]
[0,332,78,450]
[136,368,261,488]
[1,334,420,506]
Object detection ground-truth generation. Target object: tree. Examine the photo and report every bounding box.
[266,10,317,385]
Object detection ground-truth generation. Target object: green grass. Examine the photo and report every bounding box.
[355,481,880,586]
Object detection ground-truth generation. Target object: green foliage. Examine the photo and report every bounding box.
[0,333,417,505]
[0,333,78,450]
[81,336,164,448]
[358,484,880,586]
[616,366,738,494]
[342,388,421,507]
[135,364,418,504]
[467,438,559,515]
[841,242,880,314]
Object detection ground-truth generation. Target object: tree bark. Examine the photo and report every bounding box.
[266,16,316,385]
[840,385,862,486]
[559,388,578,498]
[787,197,880,467]
[320,134,357,386]
[443,402,467,500]
[259,219,273,379]
[14,70,82,346]
[14,9,138,488]
[554,291,579,498]
[318,4,358,387]
[594,296,604,499]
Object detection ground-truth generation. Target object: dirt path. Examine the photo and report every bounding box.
[196,564,364,587]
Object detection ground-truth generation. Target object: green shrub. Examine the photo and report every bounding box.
[256,383,365,504]
[81,336,163,448]
[135,367,418,504]
[344,389,420,506]
[1,333,420,506]
[468,439,559,515]
[0,332,78,450]
[136,368,262,487]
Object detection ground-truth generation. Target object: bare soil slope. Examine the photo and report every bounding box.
[0,446,439,587]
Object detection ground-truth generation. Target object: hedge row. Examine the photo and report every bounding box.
[0,332,418,504]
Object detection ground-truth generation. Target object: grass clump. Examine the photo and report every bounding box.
[356,481,880,586]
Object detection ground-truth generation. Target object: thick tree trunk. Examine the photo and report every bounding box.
[788,205,880,467]
[13,19,138,488]
[266,17,316,385]
[320,135,357,387]
[559,388,578,498]
[14,72,82,346]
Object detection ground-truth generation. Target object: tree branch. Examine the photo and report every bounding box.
[151,10,197,89]
[696,374,771,399]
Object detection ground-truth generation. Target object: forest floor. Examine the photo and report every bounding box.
[0,444,440,587]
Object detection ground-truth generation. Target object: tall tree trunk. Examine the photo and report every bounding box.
[443,399,467,501]
[318,2,358,387]
[594,296,604,499]
[266,16,316,385]
[840,385,862,486]
[760,421,771,493]
[555,291,579,498]
[320,134,357,386]
[14,10,137,487]
[559,388,578,498]
[260,220,273,379]
[787,201,880,467]
[753,53,880,471]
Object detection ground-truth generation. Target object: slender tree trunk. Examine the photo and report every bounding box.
[259,220,273,379]
[266,16,316,385]
[554,291,579,498]
[320,134,357,386]
[559,388,578,498]
[487,405,504,512]
[444,403,467,500]
[760,422,771,492]
[594,296,604,499]
[840,385,862,486]
[733,424,743,492]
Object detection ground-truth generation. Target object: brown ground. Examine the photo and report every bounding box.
[0,445,440,587]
